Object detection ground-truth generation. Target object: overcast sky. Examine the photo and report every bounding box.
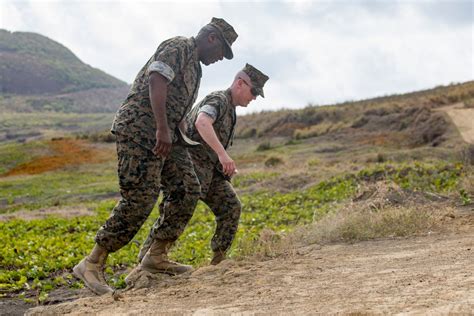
[1,0,473,114]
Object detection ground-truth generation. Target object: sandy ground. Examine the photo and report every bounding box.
[439,103,474,144]
[26,209,474,315]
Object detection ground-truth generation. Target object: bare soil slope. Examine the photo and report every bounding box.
[439,103,474,144]
[27,209,473,315]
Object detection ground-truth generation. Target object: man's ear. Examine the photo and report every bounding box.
[208,32,218,43]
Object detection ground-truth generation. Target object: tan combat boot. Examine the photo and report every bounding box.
[73,244,113,295]
[210,250,226,265]
[137,236,153,263]
[140,240,193,275]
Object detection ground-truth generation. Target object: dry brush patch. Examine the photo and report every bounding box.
[236,81,474,140]
[243,180,463,261]
[0,138,108,177]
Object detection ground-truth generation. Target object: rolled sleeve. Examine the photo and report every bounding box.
[148,39,187,84]
[147,61,175,83]
[199,104,219,121]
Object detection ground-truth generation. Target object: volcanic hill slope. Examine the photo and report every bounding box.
[0,30,129,142]
[0,29,125,96]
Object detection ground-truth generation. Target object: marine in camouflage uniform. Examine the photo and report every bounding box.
[72,18,238,295]
[139,64,269,265]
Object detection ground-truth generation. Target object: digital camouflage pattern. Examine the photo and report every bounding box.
[111,36,202,150]
[208,17,238,59]
[96,136,200,252]
[186,89,236,169]
[139,89,241,259]
[139,160,241,259]
[96,136,162,251]
[97,36,202,252]
[148,143,200,243]
[190,153,241,253]
[241,63,269,97]
[187,89,242,252]
[92,18,239,263]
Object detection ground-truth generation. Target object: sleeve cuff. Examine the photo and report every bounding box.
[199,104,218,121]
[147,61,175,83]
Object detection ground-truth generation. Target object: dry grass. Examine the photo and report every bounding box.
[293,121,348,139]
[240,181,454,260]
[245,204,441,261]
[464,98,474,108]
[264,156,284,167]
[299,204,437,244]
[236,81,474,140]
[358,132,409,147]
[461,144,474,166]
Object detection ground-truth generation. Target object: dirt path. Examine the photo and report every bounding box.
[438,103,474,144]
[0,206,95,222]
[27,222,474,315]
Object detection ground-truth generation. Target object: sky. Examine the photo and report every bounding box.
[1,0,473,115]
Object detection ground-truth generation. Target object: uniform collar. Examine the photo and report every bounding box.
[189,37,200,66]
[225,88,235,107]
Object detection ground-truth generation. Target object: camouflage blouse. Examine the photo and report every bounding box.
[186,89,236,165]
[111,36,202,149]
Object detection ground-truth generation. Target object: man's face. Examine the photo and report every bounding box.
[201,33,224,66]
[236,77,257,107]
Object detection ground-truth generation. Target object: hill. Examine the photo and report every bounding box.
[0,30,131,142]
[0,30,130,116]
[236,81,474,147]
[0,29,126,95]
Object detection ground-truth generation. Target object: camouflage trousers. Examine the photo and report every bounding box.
[95,136,200,252]
[197,166,242,253]
[140,151,241,259]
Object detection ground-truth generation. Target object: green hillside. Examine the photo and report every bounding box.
[0,29,127,95]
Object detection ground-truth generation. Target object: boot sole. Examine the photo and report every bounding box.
[140,263,193,276]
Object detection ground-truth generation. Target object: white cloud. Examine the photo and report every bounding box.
[1,0,472,116]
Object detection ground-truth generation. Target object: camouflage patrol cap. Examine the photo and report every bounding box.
[208,17,238,60]
[242,63,269,98]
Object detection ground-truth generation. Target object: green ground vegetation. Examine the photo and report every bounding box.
[0,164,118,213]
[1,81,472,304]
[0,161,468,302]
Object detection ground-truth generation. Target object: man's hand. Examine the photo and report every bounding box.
[153,128,172,157]
[218,151,237,177]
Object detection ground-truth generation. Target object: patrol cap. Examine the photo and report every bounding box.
[242,63,269,98]
[208,17,238,60]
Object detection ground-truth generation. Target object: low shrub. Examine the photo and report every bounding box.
[256,141,272,151]
[264,156,283,167]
